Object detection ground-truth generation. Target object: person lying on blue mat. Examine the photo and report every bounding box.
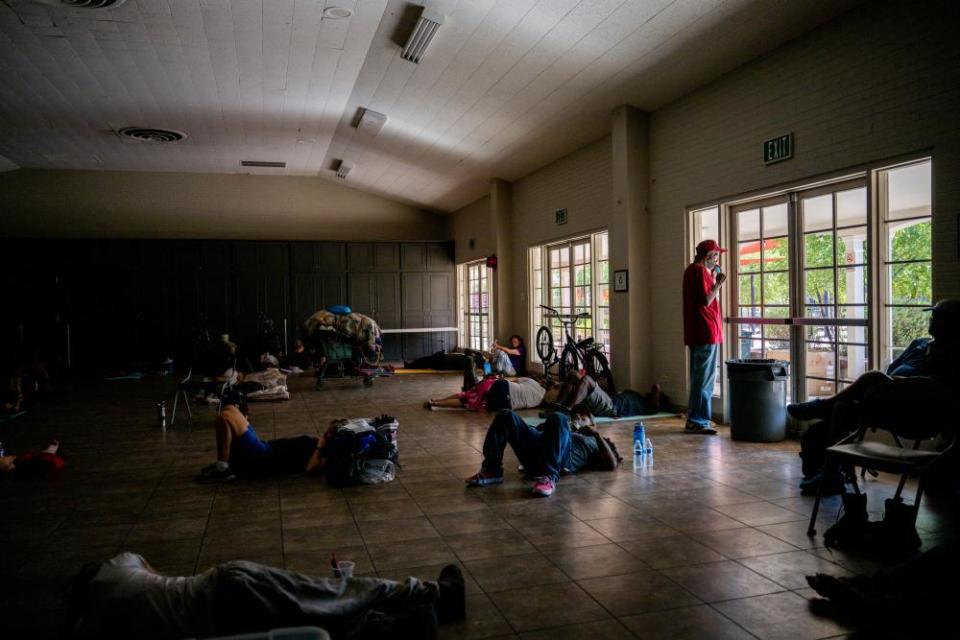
[549,370,671,419]
[465,409,621,497]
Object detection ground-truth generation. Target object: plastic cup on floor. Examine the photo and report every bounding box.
[334,561,355,578]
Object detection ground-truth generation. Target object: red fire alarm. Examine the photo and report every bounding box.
[486,254,497,269]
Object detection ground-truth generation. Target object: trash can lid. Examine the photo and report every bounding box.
[724,358,790,371]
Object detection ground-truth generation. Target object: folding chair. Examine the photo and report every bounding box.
[170,367,203,425]
[807,417,954,537]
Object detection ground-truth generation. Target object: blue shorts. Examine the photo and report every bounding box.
[230,425,274,473]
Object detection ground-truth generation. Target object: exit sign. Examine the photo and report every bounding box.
[763,133,793,165]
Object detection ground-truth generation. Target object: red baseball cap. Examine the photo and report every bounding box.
[695,239,726,256]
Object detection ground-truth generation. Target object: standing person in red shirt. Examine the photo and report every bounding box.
[682,240,727,435]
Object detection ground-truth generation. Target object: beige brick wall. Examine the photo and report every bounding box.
[0,169,444,241]
[450,195,492,264]
[510,135,614,343]
[647,0,960,399]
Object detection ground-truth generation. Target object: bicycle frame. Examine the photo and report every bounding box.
[539,304,592,366]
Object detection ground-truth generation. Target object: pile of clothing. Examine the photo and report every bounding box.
[234,369,289,402]
[304,310,382,351]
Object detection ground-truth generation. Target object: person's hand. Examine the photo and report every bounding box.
[714,272,727,288]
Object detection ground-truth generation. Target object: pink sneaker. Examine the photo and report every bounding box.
[531,476,555,497]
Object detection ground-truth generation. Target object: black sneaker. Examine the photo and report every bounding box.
[196,464,236,484]
[435,564,466,623]
[683,422,717,435]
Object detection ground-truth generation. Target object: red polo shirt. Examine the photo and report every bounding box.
[683,263,723,346]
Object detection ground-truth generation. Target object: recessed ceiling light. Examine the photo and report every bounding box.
[322,7,353,19]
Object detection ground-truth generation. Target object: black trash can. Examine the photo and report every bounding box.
[725,359,789,442]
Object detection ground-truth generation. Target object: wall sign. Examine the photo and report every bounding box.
[763,133,793,165]
[555,208,567,225]
[613,270,628,292]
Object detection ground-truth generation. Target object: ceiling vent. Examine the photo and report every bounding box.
[240,160,286,168]
[401,8,444,64]
[35,0,128,9]
[117,127,186,143]
[333,160,353,180]
[356,108,388,136]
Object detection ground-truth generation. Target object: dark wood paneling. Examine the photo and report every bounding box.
[0,238,457,370]
[348,243,373,271]
[374,243,400,271]
[401,243,427,270]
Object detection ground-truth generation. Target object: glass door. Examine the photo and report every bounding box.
[797,181,870,398]
[727,179,870,402]
[730,196,794,397]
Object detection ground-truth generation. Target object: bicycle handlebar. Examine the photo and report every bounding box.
[539,304,591,321]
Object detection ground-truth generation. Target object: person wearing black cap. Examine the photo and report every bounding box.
[789,299,960,494]
[682,239,727,435]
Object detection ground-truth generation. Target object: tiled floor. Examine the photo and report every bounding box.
[1,372,957,639]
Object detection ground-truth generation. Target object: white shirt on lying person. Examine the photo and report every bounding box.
[507,377,546,410]
[75,552,218,640]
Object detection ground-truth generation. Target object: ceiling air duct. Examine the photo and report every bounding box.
[401,8,444,64]
[334,160,353,180]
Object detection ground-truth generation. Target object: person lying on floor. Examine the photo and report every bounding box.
[196,399,330,483]
[424,376,545,412]
[66,551,466,640]
[788,298,960,495]
[404,350,484,391]
[805,543,958,637]
[549,369,670,419]
[0,439,66,477]
[465,408,621,497]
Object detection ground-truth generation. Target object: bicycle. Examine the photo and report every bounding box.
[535,305,615,392]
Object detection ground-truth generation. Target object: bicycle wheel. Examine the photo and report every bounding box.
[536,326,555,365]
[559,344,579,380]
[587,349,616,394]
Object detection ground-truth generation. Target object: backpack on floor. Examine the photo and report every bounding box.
[325,415,399,486]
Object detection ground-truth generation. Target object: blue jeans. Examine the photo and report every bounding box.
[481,410,571,482]
[491,350,516,376]
[687,344,718,428]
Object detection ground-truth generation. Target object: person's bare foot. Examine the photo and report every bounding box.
[42,439,60,455]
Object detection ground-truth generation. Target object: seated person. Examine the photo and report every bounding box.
[424,376,545,412]
[466,335,527,377]
[283,338,314,371]
[67,551,466,640]
[788,299,960,494]
[3,372,24,415]
[552,370,670,418]
[247,314,283,363]
[196,399,329,483]
[0,439,66,477]
[465,408,621,497]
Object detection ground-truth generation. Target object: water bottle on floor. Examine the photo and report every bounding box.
[633,422,646,469]
[644,437,654,464]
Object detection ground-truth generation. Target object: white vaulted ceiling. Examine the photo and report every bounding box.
[0,0,864,212]
[0,0,388,175]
